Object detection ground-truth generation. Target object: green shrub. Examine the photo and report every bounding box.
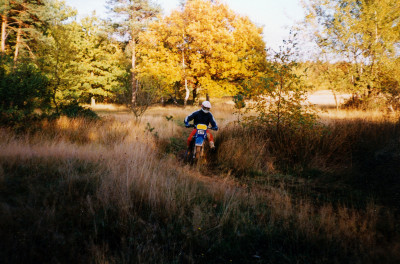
[0,55,52,129]
[0,55,51,115]
[59,101,99,120]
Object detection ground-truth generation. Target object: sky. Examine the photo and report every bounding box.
[64,0,305,51]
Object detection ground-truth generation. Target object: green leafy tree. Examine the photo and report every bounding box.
[71,15,126,104]
[245,36,317,133]
[1,0,76,115]
[38,9,125,108]
[302,0,400,104]
[37,14,78,110]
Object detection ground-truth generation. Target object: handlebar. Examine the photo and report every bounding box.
[185,124,218,131]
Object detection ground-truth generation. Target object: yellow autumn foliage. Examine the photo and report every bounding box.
[137,0,267,101]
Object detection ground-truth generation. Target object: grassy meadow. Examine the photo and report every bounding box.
[1,99,399,263]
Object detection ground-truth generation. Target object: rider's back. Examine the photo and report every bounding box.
[185,110,217,129]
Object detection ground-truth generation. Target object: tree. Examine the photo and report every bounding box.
[38,22,79,110]
[0,0,10,53]
[35,1,77,110]
[137,0,267,104]
[0,0,52,62]
[302,0,400,102]
[38,14,127,109]
[136,9,184,104]
[71,15,126,104]
[0,0,77,112]
[106,0,160,106]
[244,35,317,133]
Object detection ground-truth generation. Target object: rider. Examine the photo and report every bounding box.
[184,101,218,149]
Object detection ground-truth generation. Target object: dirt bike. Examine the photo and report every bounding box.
[185,124,213,166]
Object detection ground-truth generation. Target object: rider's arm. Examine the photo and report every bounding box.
[184,111,198,127]
[209,113,218,131]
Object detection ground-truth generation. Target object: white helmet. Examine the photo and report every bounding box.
[201,101,211,113]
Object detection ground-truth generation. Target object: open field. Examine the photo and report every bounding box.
[1,99,399,263]
[307,90,352,108]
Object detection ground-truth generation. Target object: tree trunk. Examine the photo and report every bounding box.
[182,45,189,106]
[184,79,189,106]
[192,87,197,105]
[332,89,338,111]
[131,40,137,106]
[14,21,22,63]
[1,14,7,53]
[206,93,210,102]
[52,85,59,113]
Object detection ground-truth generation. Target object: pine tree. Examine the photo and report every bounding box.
[0,0,10,53]
[106,0,160,106]
[72,14,126,104]
[35,0,77,109]
[0,0,73,62]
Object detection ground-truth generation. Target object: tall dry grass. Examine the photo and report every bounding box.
[215,108,399,171]
[0,108,399,263]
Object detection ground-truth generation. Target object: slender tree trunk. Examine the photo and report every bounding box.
[192,87,197,105]
[182,46,189,106]
[14,21,22,63]
[170,95,177,105]
[184,79,189,106]
[131,40,137,106]
[206,93,210,101]
[331,89,338,111]
[173,83,178,104]
[1,14,7,53]
[52,77,60,113]
[276,75,283,133]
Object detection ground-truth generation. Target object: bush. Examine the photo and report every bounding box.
[0,107,43,130]
[58,101,99,120]
[0,55,51,115]
[0,55,52,129]
[342,94,389,110]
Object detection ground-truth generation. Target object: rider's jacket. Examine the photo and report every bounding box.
[184,110,218,130]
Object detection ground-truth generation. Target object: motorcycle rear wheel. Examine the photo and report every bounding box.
[195,146,202,160]
[194,145,205,168]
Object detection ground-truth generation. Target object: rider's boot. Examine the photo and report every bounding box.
[185,147,191,162]
[186,140,195,161]
[209,141,215,149]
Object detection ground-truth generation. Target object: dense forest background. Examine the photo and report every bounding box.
[1,0,399,121]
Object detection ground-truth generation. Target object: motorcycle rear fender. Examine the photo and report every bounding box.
[195,136,204,146]
[195,130,207,146]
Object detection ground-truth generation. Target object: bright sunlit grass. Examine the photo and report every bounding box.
[319,108,399,123]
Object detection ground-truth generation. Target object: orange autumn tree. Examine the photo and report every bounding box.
[137,0,267,105]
